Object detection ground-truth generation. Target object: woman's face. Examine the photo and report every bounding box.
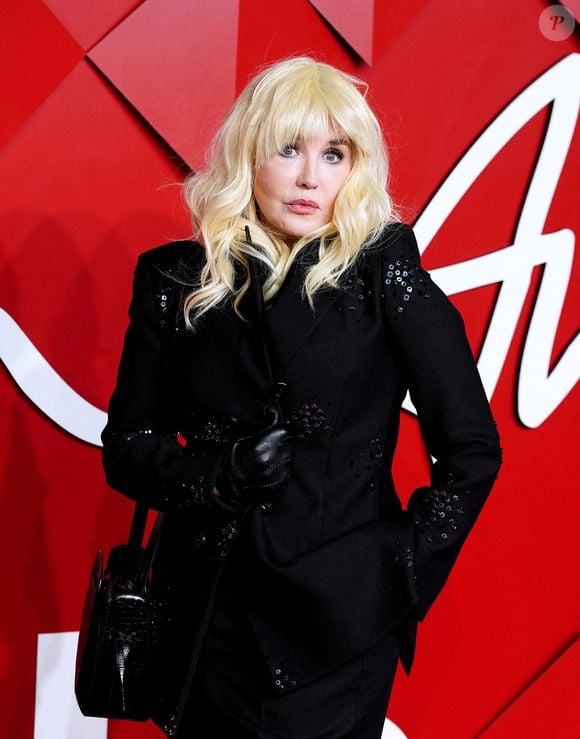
[253,127,352,241]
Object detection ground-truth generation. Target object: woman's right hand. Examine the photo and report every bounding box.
[213,422,295,514]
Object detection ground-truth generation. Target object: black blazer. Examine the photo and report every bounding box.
[101,222,502,734]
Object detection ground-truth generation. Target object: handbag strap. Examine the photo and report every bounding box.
[133,511,165,593]
[128,502,149,549]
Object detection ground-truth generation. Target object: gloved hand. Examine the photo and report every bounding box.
[212,422,295,515]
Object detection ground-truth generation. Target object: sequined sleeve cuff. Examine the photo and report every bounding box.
[101,425,233,513]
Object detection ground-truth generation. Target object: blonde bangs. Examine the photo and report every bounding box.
[253,68,365,166]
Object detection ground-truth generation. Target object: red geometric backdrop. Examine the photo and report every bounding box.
[0,1,578,737]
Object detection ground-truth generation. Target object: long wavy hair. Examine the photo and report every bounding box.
[182,56,402,331]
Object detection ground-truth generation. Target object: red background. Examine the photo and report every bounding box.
[0,1,578,737]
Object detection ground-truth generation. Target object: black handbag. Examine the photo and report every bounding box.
[75,502,165,720]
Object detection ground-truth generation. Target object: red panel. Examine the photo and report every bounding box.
[480,638,579,738]
[372,0,431,63]
[309,0,374,64]
[0,0,83,148]
[236,0,357,91]
[0,60,190,410]
[89,0,239,170]
[0,57,191,736]
[108,721,161,739]
[43,0,145,51]
[561,0,580,22]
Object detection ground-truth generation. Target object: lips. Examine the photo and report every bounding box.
[286,199,320,214]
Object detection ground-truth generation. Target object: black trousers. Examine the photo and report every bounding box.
[174,565,400,739]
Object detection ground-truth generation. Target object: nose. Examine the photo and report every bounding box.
[296,156,318,189]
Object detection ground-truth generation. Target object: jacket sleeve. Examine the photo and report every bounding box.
[381,223,503,622]
[101,253,230,513]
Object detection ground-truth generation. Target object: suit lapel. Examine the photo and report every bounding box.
[235,241,346,389]
[265,271,343,383]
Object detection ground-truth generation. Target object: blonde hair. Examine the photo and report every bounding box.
[182,56,402,330]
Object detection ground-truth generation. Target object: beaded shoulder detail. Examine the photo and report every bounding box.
[380,227,435,317]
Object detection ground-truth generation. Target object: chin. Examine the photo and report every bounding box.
[280,220,325,241]
[262,213,326,242]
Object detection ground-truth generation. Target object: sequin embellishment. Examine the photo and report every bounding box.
[409,483,470,546]
[289,402,329,440]
[272,664,297,690]
[383,252,434,315]
[335,265,372,314]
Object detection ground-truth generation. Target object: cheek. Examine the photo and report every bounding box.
[331,166,352,204]
[254,173,287,228]
[254,179,273,216]
[325,174,349,211]
[254,168,284,209]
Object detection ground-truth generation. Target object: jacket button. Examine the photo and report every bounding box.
[274,382,289,399]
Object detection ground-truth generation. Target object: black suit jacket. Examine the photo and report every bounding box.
[101,222,502,734]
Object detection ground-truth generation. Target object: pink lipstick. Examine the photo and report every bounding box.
[287,199,320,214]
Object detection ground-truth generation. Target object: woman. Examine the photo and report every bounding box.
[101,57,502,738]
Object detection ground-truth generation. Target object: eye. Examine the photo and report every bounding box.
[323,148,344,163]
[279,144,298,157]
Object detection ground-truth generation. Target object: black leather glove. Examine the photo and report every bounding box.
[212,422,295,515]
